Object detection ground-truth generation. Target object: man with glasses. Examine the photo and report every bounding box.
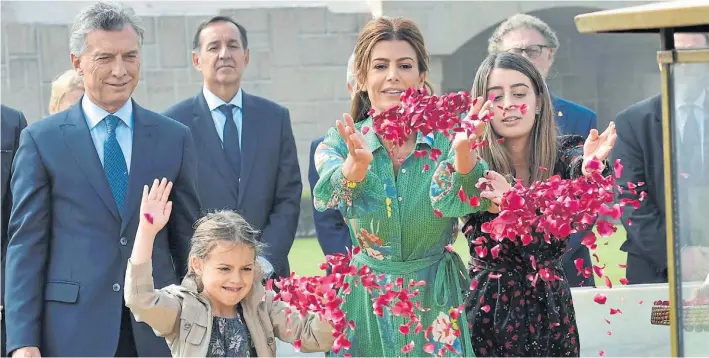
[488,14,598,288]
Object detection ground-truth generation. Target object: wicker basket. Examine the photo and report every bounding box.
[651,300,709,332]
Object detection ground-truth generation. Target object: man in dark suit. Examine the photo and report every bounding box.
[308,53,355,259]
[164,16,301,279]
[1,105,27,356]
[614,33,709,284]
[488,13,597,287]
[4,3,200,357]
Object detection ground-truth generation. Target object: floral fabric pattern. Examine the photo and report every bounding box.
[206,306,254,358]
[312,116,490,357]
[462,135,610,357]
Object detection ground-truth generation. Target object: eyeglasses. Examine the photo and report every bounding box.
[506,45,548,59]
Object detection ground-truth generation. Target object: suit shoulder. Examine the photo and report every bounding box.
[616,94,660,124]
[23,111,67,136]
[163,96,196,122]
[311,137,324,149]
[1,105,24,121]
[139,107,191,135]
[555,96,596,118]
[244,92,288,115]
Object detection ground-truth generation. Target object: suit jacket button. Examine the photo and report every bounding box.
[120,237,128,246]
[267,337,275,344]
[183,322,192,330]
[112,283,121,292]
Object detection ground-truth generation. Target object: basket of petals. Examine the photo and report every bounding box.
[651,299,709,332]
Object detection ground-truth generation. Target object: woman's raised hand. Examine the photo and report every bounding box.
[337,113,373,183]
[582,122,617,175]
[478,170,512,214]
[452,96,492,174]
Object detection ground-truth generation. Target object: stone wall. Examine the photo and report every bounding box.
[0,5,372,189]
[1,1,667,237]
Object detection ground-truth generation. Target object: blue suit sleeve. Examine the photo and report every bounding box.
[5,129,49,353]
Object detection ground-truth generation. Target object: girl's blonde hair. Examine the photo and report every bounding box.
[49,69,84,114]
[186,211,265,290]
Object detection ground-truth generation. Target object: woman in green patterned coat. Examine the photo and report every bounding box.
[312,16,492,357]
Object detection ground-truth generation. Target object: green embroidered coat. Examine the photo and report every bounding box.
[313,117,490,357]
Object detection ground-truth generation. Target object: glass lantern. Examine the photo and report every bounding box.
[576,1,709,356]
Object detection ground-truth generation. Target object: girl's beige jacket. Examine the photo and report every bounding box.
[124,259,335,357]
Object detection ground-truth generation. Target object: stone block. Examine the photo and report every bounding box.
[40,82,51,117]
[1,30,7,65]
[297,7,327,34]
[247,32,270,51]
[270,67,340,103]
[186,16,213,50]
[38,25,70,83]
[6,24,37,55]
[0,66,7,87]
[314,100,351,128]
[298,34,358,66]
[144,70,176,112]
[3,86,42,124]
[132,81,149,107]
[220,8,270,33]
[175,83,202,103]
[141,44,159,70]
[157,16,189,68]
[561,73,598,105]
[141,16,156,45]
[243,50,270,81]
[325,12,363,34]
[8,58,32,89]
[269,9,299,67]
[283,103,320,127]
[241,80,274,100]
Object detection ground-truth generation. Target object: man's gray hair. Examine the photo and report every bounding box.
[488,14,560,55]
[69,1,144,56]
[346,52,356,88]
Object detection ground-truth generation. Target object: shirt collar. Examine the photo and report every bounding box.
[203,86,242,111]
[81,95,133,130]
[678,88,706,110]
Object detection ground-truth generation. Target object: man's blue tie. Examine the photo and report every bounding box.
[103,114,128,215]
[218,104,242,186]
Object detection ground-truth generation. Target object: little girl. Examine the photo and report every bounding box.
[125,178,335,357]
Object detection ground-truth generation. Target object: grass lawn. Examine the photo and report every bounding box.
[289,226,628,283]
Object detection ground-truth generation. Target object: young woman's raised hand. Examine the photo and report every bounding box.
[452,96,492,174]
[582,122,617,175]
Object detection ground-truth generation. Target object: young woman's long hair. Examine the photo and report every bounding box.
[470,52,559,185]
[349,16,435,122]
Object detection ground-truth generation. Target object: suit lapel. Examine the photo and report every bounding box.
[239,92,261,206]
[61,102,121,221]
[191,93,239,200]
[121,101,159,233]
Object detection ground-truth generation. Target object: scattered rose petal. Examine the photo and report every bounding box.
[594,293,608,304]
[144,213,154,224]
[423,343,435,354]
[610,308,623,315]
[433,209,443,218]
[361,126,370,135]
[294,339,302,351]
[619,277,629,285]
[401,342,414,354]
[481,305,491,313]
